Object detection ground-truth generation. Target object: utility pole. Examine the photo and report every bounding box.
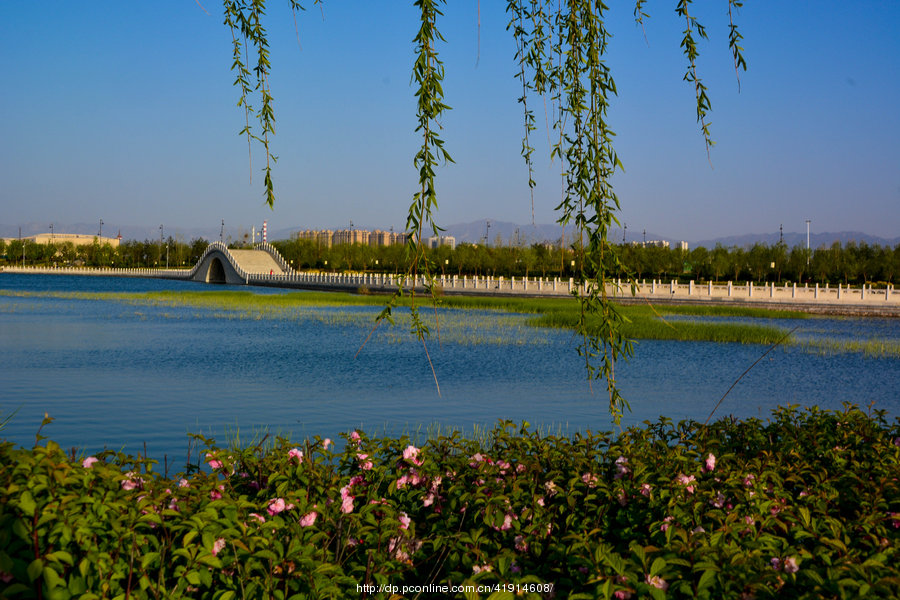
[220,220,225,243]
[159,225,164,266]
[779,224,783,245]
[485,220,491,246]
[99,219,103,237]
[623,223,627,244]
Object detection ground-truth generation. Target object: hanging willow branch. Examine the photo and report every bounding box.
[221,0,745,419]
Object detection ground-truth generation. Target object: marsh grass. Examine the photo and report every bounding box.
[8,288,897,353]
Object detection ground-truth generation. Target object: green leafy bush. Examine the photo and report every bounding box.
[1,405,898,599]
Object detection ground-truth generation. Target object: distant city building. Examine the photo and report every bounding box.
[3,233,122,248]
[427,235,456,250]
[678,240,689,251]
[292,228,408,247]
[630,239,670,249]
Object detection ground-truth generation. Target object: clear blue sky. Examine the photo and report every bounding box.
[1,1,898,242]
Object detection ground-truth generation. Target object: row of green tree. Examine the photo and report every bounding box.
[0,237,210,269]
[3,237,898,285]
[270,238,900,285]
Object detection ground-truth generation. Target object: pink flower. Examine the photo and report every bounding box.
[646,575,668,590]
[323,438,332,450]
[121,472,143,491]
[770,557,782,571]
[711,492,726,508]
[640,483,652,497]
[581,473,598,488]
[514,535,528,552]
[403,445,422,465]
[614,591,632,600]
[212,538,226,557]
[82,456,99,468]
[675,474,696,494]
[288,448,304,462]
[248,512,266,523]
[396,474,409,489]
[472,564,493,574]
[399,512,411,530]
[615,456,630,479]
[178,478,190,488]
[349,431,361,443]
[703,453,716,473]
[299,511,318,527]
[784,557,799,573]
[341,495,355,514]
[205,453,223,470]
[660,516,674,532]
[267,497,286,515]
[209,484,224,500]
[423,492,436,507]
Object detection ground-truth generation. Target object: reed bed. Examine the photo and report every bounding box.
[6,288,897,354]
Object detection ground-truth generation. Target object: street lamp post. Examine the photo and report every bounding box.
[805,219,811,268]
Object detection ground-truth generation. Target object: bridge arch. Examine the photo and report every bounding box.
[187,241,289,285]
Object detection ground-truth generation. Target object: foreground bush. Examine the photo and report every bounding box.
[1,405,899,599]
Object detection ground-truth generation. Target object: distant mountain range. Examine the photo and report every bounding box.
[3,220,897,249]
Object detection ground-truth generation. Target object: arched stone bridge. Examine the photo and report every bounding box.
[189,241,289,284]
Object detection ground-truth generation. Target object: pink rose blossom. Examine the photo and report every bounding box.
[287,448,304,462]
[341,495,355,514]
[82,456,99,468]
[323,438,332,450]
[178,478,190,488]
[640,483,652,497]
[299,511,318,527]
[212,538,226,557]
[646,575,668,590]
[399,512,411,530]
[349,431,361,443]
[660,516,675,532]
[209,484,224,500]
[205,453,223,470]
[581,473,598,488]
[615,456,630,479]
[267,497,286,515]
[675,473,697,493]
[784,557,799,573]
[423,492,436,507]
[514,535,528,552]
[248,512,266,523]
[402,445,421,464]
[703,453,716,473]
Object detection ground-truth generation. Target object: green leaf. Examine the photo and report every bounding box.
[18,490,36,517]
[697,569,717,592]
[27,558,43,582]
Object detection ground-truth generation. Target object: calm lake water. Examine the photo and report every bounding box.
[2,273,899,468]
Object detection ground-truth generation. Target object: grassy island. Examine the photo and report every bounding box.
[2,405,899,599]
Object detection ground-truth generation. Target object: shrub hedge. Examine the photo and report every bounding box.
[1,405,899,599]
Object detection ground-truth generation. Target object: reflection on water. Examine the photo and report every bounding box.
[2,273,898,466]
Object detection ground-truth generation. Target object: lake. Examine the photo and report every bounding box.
[2,273,899,469]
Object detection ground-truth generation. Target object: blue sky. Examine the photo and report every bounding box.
[1,1,898,242]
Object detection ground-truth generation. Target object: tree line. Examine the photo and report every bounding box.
[3,237,898,285]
